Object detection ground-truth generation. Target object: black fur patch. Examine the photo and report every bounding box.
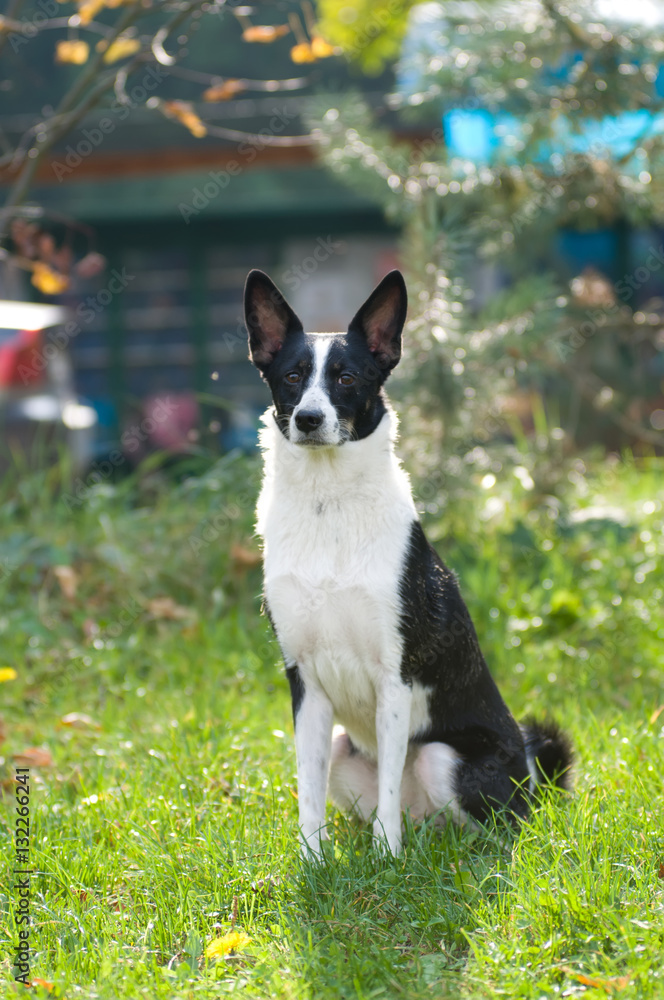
[286,665,305,724]
[398,521,531,821]
[521,715,574,790]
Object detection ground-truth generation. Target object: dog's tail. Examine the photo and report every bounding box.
[520,716,573,794]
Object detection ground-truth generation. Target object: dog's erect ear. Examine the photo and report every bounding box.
[244,270,303,371]
[348,270,407,370]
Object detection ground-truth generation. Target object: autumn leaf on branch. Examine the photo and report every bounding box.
[77,0,107,25]
[310,36,336,57]
[31,262,69,296]
[242,25,290,43]
[203,79,246,102]
[55,39,90,65]
[290,42,317,63]
[161,100,207,138]
[98,35,142,64]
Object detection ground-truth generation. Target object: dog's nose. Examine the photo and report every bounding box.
[295,410,324,433]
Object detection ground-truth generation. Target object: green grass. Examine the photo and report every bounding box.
[0,449,663,998]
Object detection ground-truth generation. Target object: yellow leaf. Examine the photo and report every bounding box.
[203,79,246,102]
[102,36,141,64]
[60,712,100,730]
[310,35,335,57]
[77,0,105,24]
[205,931,252,959]
[242,24,290,42]
[290,42,317,63]
[30,980,54,992]
[55,39,90,64]
[0,667,17,683]
[162,100,207,138]
[31,262,69,296]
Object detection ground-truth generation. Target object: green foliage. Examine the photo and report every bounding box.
[313,0,664,464]
[317,0,418,73]
[0,452,663,998]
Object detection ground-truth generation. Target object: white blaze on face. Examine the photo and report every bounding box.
[290,336,341,445]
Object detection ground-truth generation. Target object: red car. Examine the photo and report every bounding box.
[0,301,97,474]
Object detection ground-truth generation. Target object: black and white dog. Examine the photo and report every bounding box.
[245,268,571,856]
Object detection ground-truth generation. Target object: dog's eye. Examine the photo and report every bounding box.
[285,372,301,384]
[338,373,355,386]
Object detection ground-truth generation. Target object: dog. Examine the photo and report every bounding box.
[245,267,572,857]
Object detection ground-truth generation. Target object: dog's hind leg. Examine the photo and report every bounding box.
[328,728,378,822]
[409,742,465,824]
[329,734,466,830]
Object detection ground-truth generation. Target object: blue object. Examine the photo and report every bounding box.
[443,108,664,164]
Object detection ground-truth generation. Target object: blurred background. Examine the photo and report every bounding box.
[1,9,663,995]
[2,0,664,481]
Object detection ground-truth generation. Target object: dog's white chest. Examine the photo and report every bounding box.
[257,410,425,753]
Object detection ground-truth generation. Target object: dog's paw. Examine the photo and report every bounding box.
[372,819,402,856]
[300,828,329,862]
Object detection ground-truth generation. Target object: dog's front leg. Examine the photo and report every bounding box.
[288,666,334,858]
[374,677,412,854]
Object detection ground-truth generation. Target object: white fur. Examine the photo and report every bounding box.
[329,730,464,826]
[290,337,341,446]
[257,404,457,854]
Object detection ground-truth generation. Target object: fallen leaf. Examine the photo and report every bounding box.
[0,667,17,683]
[13,746,54,768]
[562,968,631,993]
[147,596,193,621]
[230,543,262,572]
[658,861,664,879]
[205,930,251,959]
[31,262,69,296]
[290,42,317,63]
[650,705,663,725]
[242,24,289,42]
[60,712,100,730]
[162,100,207,138]
[55,39,90,64]
[54,564,78,600]
[203,79,246,102]
[30,979,54,992]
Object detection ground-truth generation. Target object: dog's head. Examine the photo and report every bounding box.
[244,269,407,447]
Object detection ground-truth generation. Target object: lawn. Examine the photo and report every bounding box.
[0,446,663,999]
